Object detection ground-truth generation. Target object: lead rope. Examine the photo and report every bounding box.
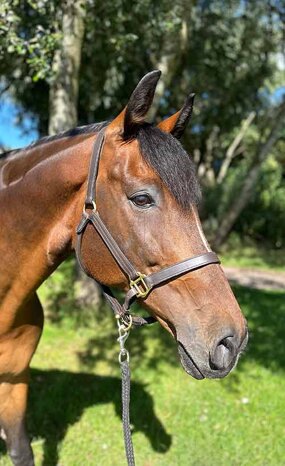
[117,316,135,466]
[75,128,220,466]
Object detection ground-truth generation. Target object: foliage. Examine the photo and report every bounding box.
[0,0,61,133]
[3,1,283,130]
[38,258,76,321]
[235,154,285,247]
[38,257,102,326]
[204,146,285,247]
[0,0,60,81]
[1,0,284,243]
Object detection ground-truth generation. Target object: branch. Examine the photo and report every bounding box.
[212,100,285,250]
[193,148,201,165]
[217,111,256,184]
[0,81,12,98]
[255,100,285,163]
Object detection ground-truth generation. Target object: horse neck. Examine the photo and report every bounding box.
[0,133,95,296]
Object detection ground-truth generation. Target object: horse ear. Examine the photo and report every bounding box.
[109,70,161,138]
[158,93,195,139]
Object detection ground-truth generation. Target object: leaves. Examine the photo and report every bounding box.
[1,0,284,245]
[0,0,61,81]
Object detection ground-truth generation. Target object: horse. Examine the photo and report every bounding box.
[0,70,248,465]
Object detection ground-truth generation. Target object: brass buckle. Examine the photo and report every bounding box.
[130,273,152,299]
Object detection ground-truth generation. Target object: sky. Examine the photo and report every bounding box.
[0,98,38,150]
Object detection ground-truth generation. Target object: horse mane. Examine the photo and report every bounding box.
[27,121,109,149]
[1,120,200,209]
[0,147,20,160]
[0,122,109,160]
[136,124,201,209]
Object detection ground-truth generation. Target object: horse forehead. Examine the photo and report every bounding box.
[105,137,160,183]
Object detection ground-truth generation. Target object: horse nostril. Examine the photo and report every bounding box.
[209,335,236,371]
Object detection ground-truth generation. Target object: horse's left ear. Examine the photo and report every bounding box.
[158,93,195,139]
[109,70,161,138]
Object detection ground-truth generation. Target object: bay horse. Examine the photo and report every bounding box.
[0,71,247,465]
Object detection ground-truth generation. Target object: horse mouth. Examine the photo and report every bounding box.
[178,342,205,380]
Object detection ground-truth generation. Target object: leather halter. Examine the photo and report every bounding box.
[75,127,220,327]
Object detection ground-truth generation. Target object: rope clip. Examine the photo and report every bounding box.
[116,314,132,363]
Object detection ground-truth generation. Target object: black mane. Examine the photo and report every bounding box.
[28,121,109,149]
[0,149,15,159]
[136,124,201,210]
[1,120,200,209]
[0,122,108,160]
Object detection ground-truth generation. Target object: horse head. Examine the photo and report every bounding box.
[77,71,248,379]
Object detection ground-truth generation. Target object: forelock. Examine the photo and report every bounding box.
[136,125,201,210]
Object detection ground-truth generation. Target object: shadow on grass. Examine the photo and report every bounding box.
[77,309,179,373]
[79,286,285,375]
[16,369,170,466]
[31,286,285,463]
[1,287,283,463]
[219,286,285,393]
[233,286,285,372]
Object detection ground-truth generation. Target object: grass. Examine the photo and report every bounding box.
[1,283,285,465]
[220,242,285,271]
[221,248,285,271]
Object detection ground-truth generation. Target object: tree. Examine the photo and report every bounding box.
[47,0,103,309]
[212,100,285,249]
[0,0,60,133]
[1,0,284,249]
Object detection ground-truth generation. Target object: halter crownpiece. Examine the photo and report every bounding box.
[75,126,220,326]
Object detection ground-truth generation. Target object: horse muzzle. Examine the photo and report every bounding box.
[178,329,248,379]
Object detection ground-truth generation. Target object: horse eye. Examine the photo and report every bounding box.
[131,194,153,208]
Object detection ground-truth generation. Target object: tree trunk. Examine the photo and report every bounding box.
[48,0,102,309]
[213,101,285,250]
[148,9,190,121]
[48,0,87,135]
[198,125,219,185]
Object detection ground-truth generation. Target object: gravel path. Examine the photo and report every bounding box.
[223,266,285,291]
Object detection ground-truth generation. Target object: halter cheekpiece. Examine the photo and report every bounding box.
[75,126,220,327]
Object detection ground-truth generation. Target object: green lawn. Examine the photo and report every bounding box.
[1,285,285,466]
[220,243,285,271]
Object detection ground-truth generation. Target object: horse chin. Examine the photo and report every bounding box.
[178,342,205,380]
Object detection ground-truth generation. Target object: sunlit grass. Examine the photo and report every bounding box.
[1,283,285,466]
[220,243,284,271]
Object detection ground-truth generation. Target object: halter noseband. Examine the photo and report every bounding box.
[75,127,220,327]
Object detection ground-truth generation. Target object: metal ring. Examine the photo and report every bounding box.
[83,200,96,215]
[118,314,133,333]
[118,349,129,364]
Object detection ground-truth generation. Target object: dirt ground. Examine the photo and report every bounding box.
[223,266,285,291]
